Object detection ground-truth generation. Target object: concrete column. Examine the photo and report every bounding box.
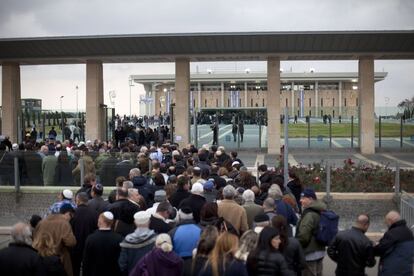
[267,57,281,154]
[315,81,319,117]
[1,63,21,143]
[291,82,295,117]
[197,82,201,110]
[86,61,104,141]
[338,81,342,116]
[244,82,248,107]
[175,58,190,148]
[358,57,375,154]
[221,82,224,107]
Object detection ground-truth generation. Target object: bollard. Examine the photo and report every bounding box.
[79,158,85,187]
[14,156,20,192]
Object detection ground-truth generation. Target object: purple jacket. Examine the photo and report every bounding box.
[129,248,183,276]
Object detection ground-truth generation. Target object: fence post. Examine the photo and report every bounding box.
[326,162,331,199]
[400,117,403,148]
[283,108,289,188]
[351,116,354,149]
[329,119,332,148]
[307,118,310,149]
[79,158,85,187]
[379,116,382,148]
[14,156,20,193]
[395,162,400,197]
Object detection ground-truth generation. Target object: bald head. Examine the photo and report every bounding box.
[11,222,32,245]
[354,214,370,232]
[385,211,401,227]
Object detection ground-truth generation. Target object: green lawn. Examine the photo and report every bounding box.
[283,122,414,138]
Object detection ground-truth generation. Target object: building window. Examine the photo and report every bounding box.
[321,98,324,107]
[344,98,347,107]
[332,98,335,106]
[216,99,218,107]
[309,98,312,107]
[251,99,253,107]
[262,99,265,107]
[285,98,288,107]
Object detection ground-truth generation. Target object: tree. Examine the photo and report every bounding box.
[398,96,414,119]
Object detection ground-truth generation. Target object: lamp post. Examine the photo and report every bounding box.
[60,96,64,141]
[75,85,79,121]
[129,77,134,117]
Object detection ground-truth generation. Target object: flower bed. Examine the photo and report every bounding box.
[276,158,414,193]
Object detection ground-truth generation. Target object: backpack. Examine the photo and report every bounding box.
[315,210,339,246]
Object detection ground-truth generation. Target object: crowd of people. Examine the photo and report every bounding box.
[0,123,413,276]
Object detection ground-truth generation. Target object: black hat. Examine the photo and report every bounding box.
[254,214,270,223]
[59,203,75,214]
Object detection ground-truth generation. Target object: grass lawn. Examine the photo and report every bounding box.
[283,122,414,138]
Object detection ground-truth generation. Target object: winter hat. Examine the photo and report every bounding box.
[178,206,193,221]
[301,188,317,200]
[231,161,240,167]
[203,180,214,191]
[12,143,18,150]
[156,233,173,252]
[62,189,73,200]
[134,211,151,225]
[154,190,167,202]
[191,183,204,195]
[59,203,74,214]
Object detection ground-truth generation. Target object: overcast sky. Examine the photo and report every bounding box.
[0,0,413,114]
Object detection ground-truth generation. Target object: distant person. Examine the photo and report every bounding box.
[238,119,244,142]
[374,210,414,276]
[232,120,238,142]
[294,115,298,124]
[49,127,57,140]
[211,121,218,145]
[328,214,375,276]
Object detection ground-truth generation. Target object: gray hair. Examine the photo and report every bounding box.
[128,188,139,198]
[268,184,283,199]
[129,168,141,178]
[11,222,32,246]
[223,185,236,199]
[263,197,276,210]
[123,181,134,189]
[242,189,255,202]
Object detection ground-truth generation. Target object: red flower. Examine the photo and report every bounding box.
[313,176,321,184]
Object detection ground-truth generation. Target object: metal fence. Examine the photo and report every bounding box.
[400,191,414,231]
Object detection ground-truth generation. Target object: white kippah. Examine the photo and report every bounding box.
[103,211,114,220]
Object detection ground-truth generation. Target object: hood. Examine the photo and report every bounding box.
[132,176,147,187]
[152,248,183,267]
[307,199,327,212]
[120,228,156,248]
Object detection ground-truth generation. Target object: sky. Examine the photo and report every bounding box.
[0,0,413,115]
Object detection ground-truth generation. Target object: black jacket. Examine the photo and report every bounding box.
[282,237,306,276]
[88,196,110,215]
[170,188,191,209]
[179,194,206,223]
[108,199,141,237]
[328,227,376,276]
[0,243,45,276]
[209,173,227,189]
[247,250,294,276]
[149,214,173,234]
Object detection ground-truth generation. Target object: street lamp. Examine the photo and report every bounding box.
[129,77,134,117]
[60,96,64,141]
[75,85,79,120]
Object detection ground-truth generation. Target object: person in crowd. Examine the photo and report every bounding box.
[0,222,45,276]
[263,197,278,221]
[203,179,218,203]
[82,212,123,276]
[296,188,327,276]
[246,226,294,276]
[169,206,202,274]
[130,168,153,205]
[70,192,98,276]
[130,233,184,276]
[72,150,95,186]
[43,148,58,185]
[88,183,109,215]
[268,184,297,236]
[76,173,96,199]
[242,189,264,229]
[199,231,248,276]
[108,187,141,237]
[272,215,306,276]
[210,165,227,189]
[54,150,73,186]
[327,214,375,276]
[234,230,258,262]
[179,182,206,223]
[148,200,174,233]
[238,119,244,142]
[34,204,76,276]
[287,171,303,212]
[99,149,119,186]
[374,210,414,276]
[33,231,66,276]
[108,176,127,204]
[118,211,157,275]
[232,119,238,142]
[170,175,191,208]
[115,152,135,179]
[48,189,77,214]
[30,214,42,231]
[192,226,219,275]
[218,185,249,235]
[253,214,270,234]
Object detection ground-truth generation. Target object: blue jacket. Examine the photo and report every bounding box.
[169,220,201,258]
[275,199,298,226]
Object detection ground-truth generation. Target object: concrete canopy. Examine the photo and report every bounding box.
[0,30,414,64]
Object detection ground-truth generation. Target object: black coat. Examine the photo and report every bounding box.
[99,156,119,186]
[108,199,141,237]
[282,237,306,276]
[54,161,73,186]
[22,151,43,185]
[210,173,227,189]
[115,160,135,178]
[42,255,66,276]
[149,215,173,234]
[88,196,110,215]
[0,243,45,276]
[328,227,376,276]
[247,250,294,276]
[82,229,123,276]
[170,188,191,209]
[179,194,206,223]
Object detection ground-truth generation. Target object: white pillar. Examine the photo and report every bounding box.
[1,63,21,143]
[175,58,190,148]
[315,81,319,117]
[291,82,295,117]
[338,81,342,116]
[244,82,248,107]
[267,57,281,154]
[86,60,104,141]
[358,57,375,154]
[221,82,224,107]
